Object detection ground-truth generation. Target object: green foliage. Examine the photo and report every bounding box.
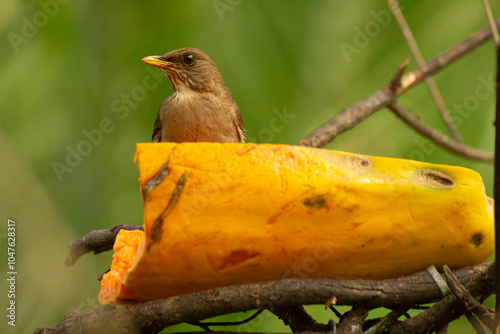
[0,1,498,332]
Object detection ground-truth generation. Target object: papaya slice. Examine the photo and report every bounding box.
[98,143,494,305]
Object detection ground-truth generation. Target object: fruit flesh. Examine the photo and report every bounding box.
[98,143,494,305]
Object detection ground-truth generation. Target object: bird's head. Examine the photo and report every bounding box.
[141,48,227,94]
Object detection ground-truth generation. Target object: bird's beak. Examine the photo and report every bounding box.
[141,56,176,69]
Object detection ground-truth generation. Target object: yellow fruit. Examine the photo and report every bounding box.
[99,143,494,305]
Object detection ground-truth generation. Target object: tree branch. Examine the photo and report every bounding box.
[300,17,500,149]
[336,306,369,334]
[65,224,143,266]
[443,265,495,331]
[388,0,463,143]
[267,305,327,332]
[389,262,495,333]
[482,0,500,46]
[387,102,493,161]
[34,262,494,334]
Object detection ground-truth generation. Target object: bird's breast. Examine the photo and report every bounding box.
[160,90,241,143]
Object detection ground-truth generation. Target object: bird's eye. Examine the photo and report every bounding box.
[184,54,194,64]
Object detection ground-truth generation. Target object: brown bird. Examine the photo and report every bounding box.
[141,48,245,143]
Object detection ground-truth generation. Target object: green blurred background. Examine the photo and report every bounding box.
[1,0,499,333]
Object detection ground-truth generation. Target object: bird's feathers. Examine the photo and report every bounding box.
[146,48,245,143]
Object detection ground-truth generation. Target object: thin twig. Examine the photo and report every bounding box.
[493,15,500,327]
[300,17,500,150]
[388,56,410,93]
[267,305,327,332]
[443,265,495,331]
[188,309,265,329]
[482,0,500,46]
[387,102,493,161]
[389,262,496,333]
[329,306,343,319]
[388,0,463,143]
[483,2,500,330]
[465,313,488,334]
[363,307,410,334]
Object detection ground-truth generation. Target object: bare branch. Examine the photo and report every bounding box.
[65,224,143,267]
[465,313,488,334]
[34,262,493,334]
[482,0,500,46]
[336,306,369,334]
[492,8,500,326]
[363,307,410,334]
[388,0,463,143]
[443,265,495,331]
[389,262,495,333]
[267,305,327,332]
[300,17,500,149]
[388,56,410,93]
[387,102,493,162]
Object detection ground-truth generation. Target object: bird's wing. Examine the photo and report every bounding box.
[152,110,163,142]
[234,107,246,143]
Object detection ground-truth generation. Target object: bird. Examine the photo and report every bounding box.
[141,48,245,143]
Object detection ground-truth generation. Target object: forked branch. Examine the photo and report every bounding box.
[300,17,500,161]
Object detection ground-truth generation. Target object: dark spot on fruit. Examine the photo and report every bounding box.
[219,250,260,270]
[470,233,483,248]
[303,195,326,210]
[360,159,369,166]
[416,169,455,189]
[423,170,453,186]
